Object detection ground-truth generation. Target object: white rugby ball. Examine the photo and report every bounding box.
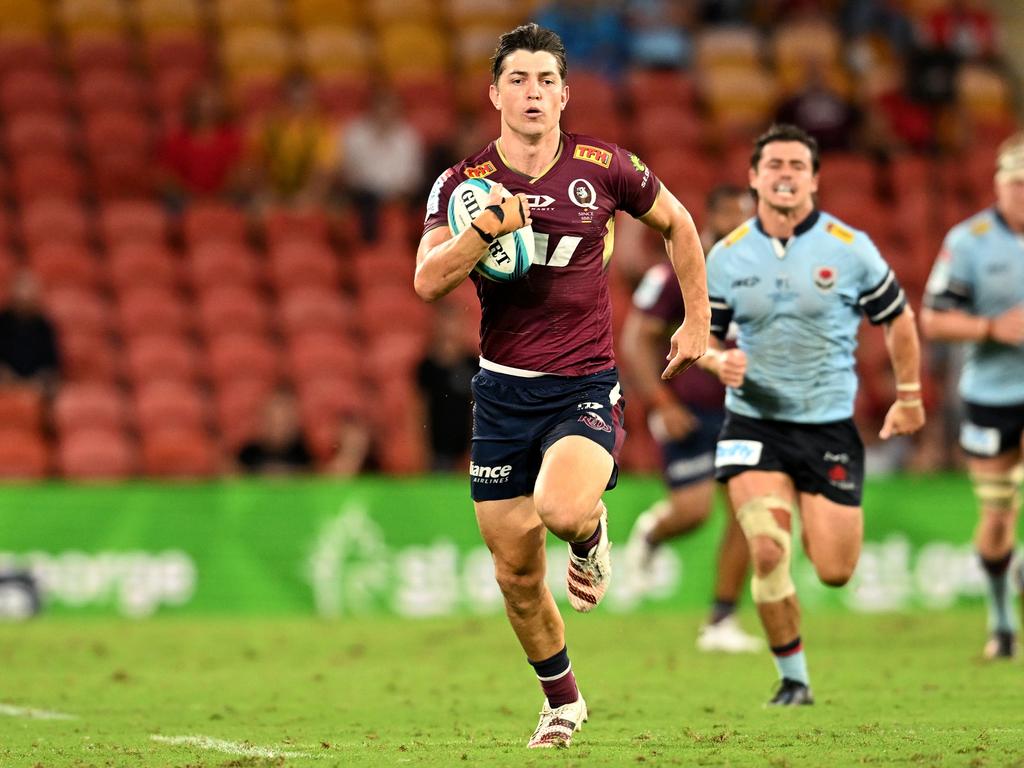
[447,177,534,282]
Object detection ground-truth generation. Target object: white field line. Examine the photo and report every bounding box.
[151,734,314,759]
[0,703,77,720]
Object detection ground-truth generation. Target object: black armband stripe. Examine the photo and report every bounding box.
[709,295,732,340]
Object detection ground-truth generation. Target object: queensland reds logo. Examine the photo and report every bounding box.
[569,178,598,211]
[578,411,612,433]
[814,265,837,291]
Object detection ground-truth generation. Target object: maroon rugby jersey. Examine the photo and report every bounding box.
[633,262,725,410]
[423,132,661,376]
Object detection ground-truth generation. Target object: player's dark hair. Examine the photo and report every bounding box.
[491,23,567,85]
[706,183,748,211]
[750,124,820,173]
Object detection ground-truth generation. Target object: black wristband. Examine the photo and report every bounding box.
[470,222,494,244]
[484,203,506,223]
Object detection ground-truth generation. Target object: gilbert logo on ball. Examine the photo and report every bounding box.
[447,177,534,282]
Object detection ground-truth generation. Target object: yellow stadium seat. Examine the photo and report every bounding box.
[957,63,1013,124]
[694,26,763,71]
[700,65,778,132]
[136,0,201,33]
[379,22,448,76]
[215,0,280,30]
[446,0,522,28]
[771,19,841,70]
[58,0,125,34]
[0,0,49,34]
[292,0,361,29]
[366,0,437,27]
[299,26,372,77]
[451,22,507,74]
[222,26,293,79]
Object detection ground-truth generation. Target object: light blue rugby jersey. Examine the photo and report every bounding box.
[924,208,1024,406]
[706,210,906,423]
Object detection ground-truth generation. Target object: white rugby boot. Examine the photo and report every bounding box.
[567,508,611,612]
[696,614,765,653]
[527,695,588,748]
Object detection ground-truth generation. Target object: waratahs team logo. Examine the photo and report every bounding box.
[814,265,837,291]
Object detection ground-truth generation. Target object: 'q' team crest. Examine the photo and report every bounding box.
[813,265,837,291]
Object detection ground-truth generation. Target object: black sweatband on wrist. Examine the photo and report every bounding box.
[484,203,506,223]
[470,222,494,244]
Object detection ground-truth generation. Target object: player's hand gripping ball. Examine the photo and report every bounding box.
[448,177,534,282]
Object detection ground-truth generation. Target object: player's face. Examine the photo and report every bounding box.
[749,141,818,215]
[489,50,567,140]
[996,175,1024,230]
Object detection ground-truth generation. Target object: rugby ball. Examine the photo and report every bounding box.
[447,177,534,282]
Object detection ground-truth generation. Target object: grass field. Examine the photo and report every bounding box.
[2,609,1022,767]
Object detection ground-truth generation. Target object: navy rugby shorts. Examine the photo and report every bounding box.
[469,367,625,502]
[713,410,865,506]
[960,400,1024,458]
[653,406,724,489]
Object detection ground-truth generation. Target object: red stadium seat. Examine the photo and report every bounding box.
[196,285,273,337]
[213,376,274,449]
[0,428,49,479]
[349,247,416,290]
[313,74,371,119]
[285,331,359,381]
[107,243,179,290]
[278,286,354,336]
[58,426,136,479]
[262,206,330,247]
[268,241,340,291]
[187,242,263,289]
[625,69,696,110]
[82,109,150,156]
[0,388,45,432]
[90,149,155,200]
[364,331,426,383]
[153,64,205,119]
[116,287,189,337]
[140,427,218,477]
[125,333,201,385]
[29,243,102,290]
[5,113,75,156]
[632,104,705,155]
[183,202,249,245]
[58,330,120,382]
[134,379,209,432]
[356,284,430,340]
[54,381,131,433]
[13,154,84,202]
[20,199,91,247]
[0,70,66,114]
[100,201,168,247]
[0,38,55,74]
[45,286,112,336]
[68,34,134,72]
[206,333,280,385]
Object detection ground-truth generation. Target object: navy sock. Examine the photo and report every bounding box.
[528,646,579,708]
[709,599,736,625]
[980,551,1017,634]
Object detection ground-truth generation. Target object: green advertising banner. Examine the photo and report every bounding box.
[0,474,989,618]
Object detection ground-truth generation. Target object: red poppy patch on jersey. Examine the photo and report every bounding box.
[814,265,837,291]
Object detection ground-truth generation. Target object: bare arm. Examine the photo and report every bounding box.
[639,188,710,378]
[879,307,926,439]
[921,305,1024,345]
[413,184,531,302]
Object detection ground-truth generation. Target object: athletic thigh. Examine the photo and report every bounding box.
[798,492,863,575]
[475,496,548,577]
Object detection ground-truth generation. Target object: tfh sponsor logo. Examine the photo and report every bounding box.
[464,161,497,179]
[573,144,611,168]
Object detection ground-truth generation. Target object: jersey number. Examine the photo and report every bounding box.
[532,232,582,267]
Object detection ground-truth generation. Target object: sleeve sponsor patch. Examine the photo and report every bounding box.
[425,168,453,218]
[825,221,854,244]
[969,219,992,236]
[573,144,612,168]
[724,223,750,246]
[464,161,497,179]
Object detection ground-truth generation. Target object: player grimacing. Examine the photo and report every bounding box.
[414,24,709,747]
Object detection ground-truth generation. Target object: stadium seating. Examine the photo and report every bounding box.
[0,428,49,478]
[58,426,136,479]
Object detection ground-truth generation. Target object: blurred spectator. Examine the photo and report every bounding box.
[861,63,935,153]
[921,0,997,62]
[416,305,478,472]
[840,0,915,58]
[0,271,60,397]
[340,90,424,243]
[775,64,862,152]
[536,0,629,78]
[248,74,335,207]
[627,0,695,70]
[157,82,245,209]
[699,0,752,25]
[236,388,314,475]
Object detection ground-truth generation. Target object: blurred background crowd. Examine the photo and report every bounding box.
[0,0,1019,480]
